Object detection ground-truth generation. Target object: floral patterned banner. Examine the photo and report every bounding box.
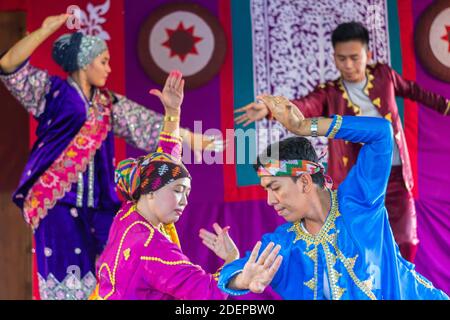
[251,0,390,158]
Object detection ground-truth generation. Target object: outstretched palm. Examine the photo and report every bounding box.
[234,101,269,127]
[238,242,283,293]
[199,223,239,262]
[150,71,184,115]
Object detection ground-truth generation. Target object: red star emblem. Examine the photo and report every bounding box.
[162,22,203,62]
[441,25,450,52]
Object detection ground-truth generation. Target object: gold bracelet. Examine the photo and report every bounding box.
[160,131,183,142]
[159,136,182,144]
[164,115,180,122]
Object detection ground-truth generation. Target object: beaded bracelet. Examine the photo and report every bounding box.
[160,131,183,142]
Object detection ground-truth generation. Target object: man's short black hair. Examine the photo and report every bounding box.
[331,21,369,48]
[254,136,325,188]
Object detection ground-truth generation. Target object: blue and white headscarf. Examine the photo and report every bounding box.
[52,32,107,73]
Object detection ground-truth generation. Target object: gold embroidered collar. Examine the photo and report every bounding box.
[288,189,340,247]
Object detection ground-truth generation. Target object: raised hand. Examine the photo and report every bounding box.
[0,13,72,73]
[150,70,184,116]
[199,223,239,264]
[234,101,269,127]
[257,95,306,135]
[41,14,71,34]
[233,242,283,293]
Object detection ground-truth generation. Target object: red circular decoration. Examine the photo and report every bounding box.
[415,0,450,83]
[138,3,227,89]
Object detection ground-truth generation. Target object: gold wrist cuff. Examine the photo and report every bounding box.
[164,115,180,122]
[326,115,343,139]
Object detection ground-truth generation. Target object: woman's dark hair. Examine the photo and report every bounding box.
[331,21,369,48]
[254,136,325,188]
[52,32,83,73]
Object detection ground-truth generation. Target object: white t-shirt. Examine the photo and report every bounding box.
[343,78,401,166]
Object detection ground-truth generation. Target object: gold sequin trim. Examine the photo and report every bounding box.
[289,190,339,299]
[303,246,319,299]
[335,287,346,300]
[363,276,375,291]
[326,115,343,139]
[123,248,131,261]
[338,79,361,115]
[384,113,392,122]
[363,68,375,96]
[288,190,377,300]
[288,190,339,246]
[342,156,348,167]
[411,270,434,289]
[119,205,135,221]
[323,243,345,300]
[338,68,375,115]
[304,278,316,291]
[158,224,173,241]
[373,97,381,108]
[140,256,194,266]
[98,213,155,300]
[333,247,377,300]
[305,247,318,263]
[444,101,450,116]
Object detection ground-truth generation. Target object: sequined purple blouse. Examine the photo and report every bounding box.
[0,61,164,211]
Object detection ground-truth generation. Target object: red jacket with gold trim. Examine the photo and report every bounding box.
[289,63,450,190]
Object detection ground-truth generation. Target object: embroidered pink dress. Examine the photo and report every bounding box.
[96,201,228,300]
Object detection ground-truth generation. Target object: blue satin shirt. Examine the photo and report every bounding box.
[219,115,449,300]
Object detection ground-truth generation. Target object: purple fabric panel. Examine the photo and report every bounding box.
[35,203,114,280]
[414,199,450,294]
[413,0,450,295]
[11,76,86,209]
[124,0,224,203]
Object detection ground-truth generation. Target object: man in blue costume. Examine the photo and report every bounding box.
[218,95,448,299]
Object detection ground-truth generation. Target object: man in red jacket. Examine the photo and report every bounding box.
[234,22,450,262]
